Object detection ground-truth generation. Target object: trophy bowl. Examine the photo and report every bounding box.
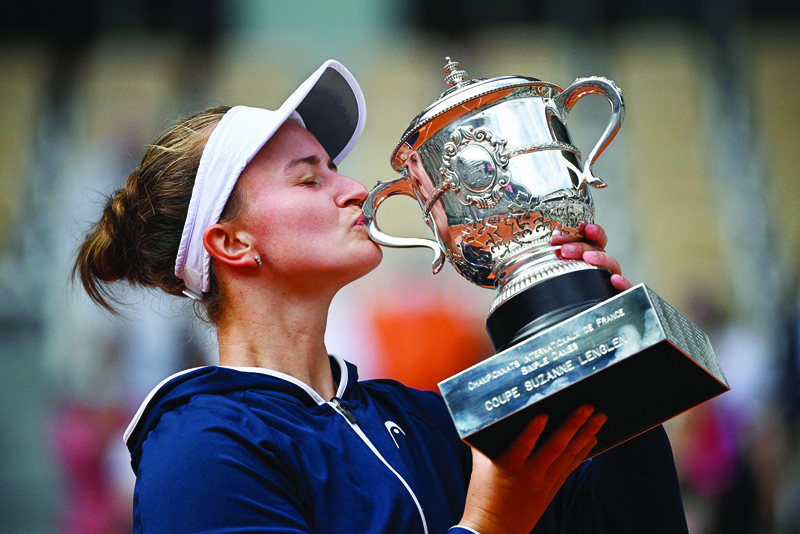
[364,58,729,459]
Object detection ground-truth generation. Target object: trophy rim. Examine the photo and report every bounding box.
[391,75,564,171]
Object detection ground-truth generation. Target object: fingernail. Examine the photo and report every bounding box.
[561,243,577,256]
[580,405,594,417]
[593,414,608,427]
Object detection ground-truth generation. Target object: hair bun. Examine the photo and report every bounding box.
[92,184,139,282]
[106,185,143,246]
[73,105,230,315]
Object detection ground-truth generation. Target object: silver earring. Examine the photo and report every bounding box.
[255,255,262,267]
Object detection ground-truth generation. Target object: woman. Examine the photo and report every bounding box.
[75,60,688,534]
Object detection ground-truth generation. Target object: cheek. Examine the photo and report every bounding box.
[286,210,332,242]
[255,206,332,254]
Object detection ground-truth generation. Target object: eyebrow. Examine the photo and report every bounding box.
[284,154,337,172]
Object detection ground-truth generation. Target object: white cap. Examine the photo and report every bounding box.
[174,60,367,299]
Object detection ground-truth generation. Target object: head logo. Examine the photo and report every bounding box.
[384,421,406,448]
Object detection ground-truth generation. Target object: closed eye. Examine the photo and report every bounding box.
[286,154,336,187]
[285,154,337,173]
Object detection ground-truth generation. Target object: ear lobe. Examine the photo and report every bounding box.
[203,223,259,268]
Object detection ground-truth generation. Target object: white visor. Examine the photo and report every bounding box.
[174,60,366,299]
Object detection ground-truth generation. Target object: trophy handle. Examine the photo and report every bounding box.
[363,174,447,274]
[553,76,626,189]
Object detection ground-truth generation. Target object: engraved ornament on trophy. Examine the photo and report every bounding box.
[363,58,729,459]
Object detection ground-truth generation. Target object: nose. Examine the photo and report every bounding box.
[336,174,368,208]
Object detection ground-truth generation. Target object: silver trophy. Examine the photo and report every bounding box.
[364,58,729,459]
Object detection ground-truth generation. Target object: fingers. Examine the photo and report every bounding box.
[582,223,608,249]
[556,234,618,272]
[583,250,622,276]
[497,414,548,468]
[610,273,633,291]
[551,224,607,248]
[535,410,604,501]
[558,246,622,274]
[496,406,601,471]
[553,225,614,266]
[462,407,607,534]
[530,406,606,475]
[553,224,629,283]
[563,413,606,459]
[547,436,598,502]
[530,406,592,465]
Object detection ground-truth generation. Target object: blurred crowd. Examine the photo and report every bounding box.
[666,293,800,534]
[1,1,799,533]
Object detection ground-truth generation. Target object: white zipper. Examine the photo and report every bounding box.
[329,398,429,534]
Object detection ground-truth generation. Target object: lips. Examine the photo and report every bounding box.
[354,214,366,226]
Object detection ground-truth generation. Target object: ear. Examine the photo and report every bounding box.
[202,223,260,269]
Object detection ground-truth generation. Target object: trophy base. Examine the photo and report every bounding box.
[438,284,729,460]
[487,267,619,351]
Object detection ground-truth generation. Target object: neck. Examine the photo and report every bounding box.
[215,278,339,401]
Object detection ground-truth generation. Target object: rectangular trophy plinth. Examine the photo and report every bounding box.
[438,284,729,459]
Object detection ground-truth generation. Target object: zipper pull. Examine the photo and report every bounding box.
[330,398,358,424]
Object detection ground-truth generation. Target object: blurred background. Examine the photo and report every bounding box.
[1,0,799,532]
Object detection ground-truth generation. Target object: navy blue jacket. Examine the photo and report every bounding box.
[125,356,688,533]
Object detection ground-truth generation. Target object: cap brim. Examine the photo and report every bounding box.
[277,59,366,165]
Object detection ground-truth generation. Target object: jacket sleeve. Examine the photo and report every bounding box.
[533,425,689,534]
[133,400,314,534]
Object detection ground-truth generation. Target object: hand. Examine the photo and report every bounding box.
[551,223,632,291]
[460,406,607,534]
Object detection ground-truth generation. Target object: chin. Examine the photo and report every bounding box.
[358,247,384,276]
[344,247,383,284]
